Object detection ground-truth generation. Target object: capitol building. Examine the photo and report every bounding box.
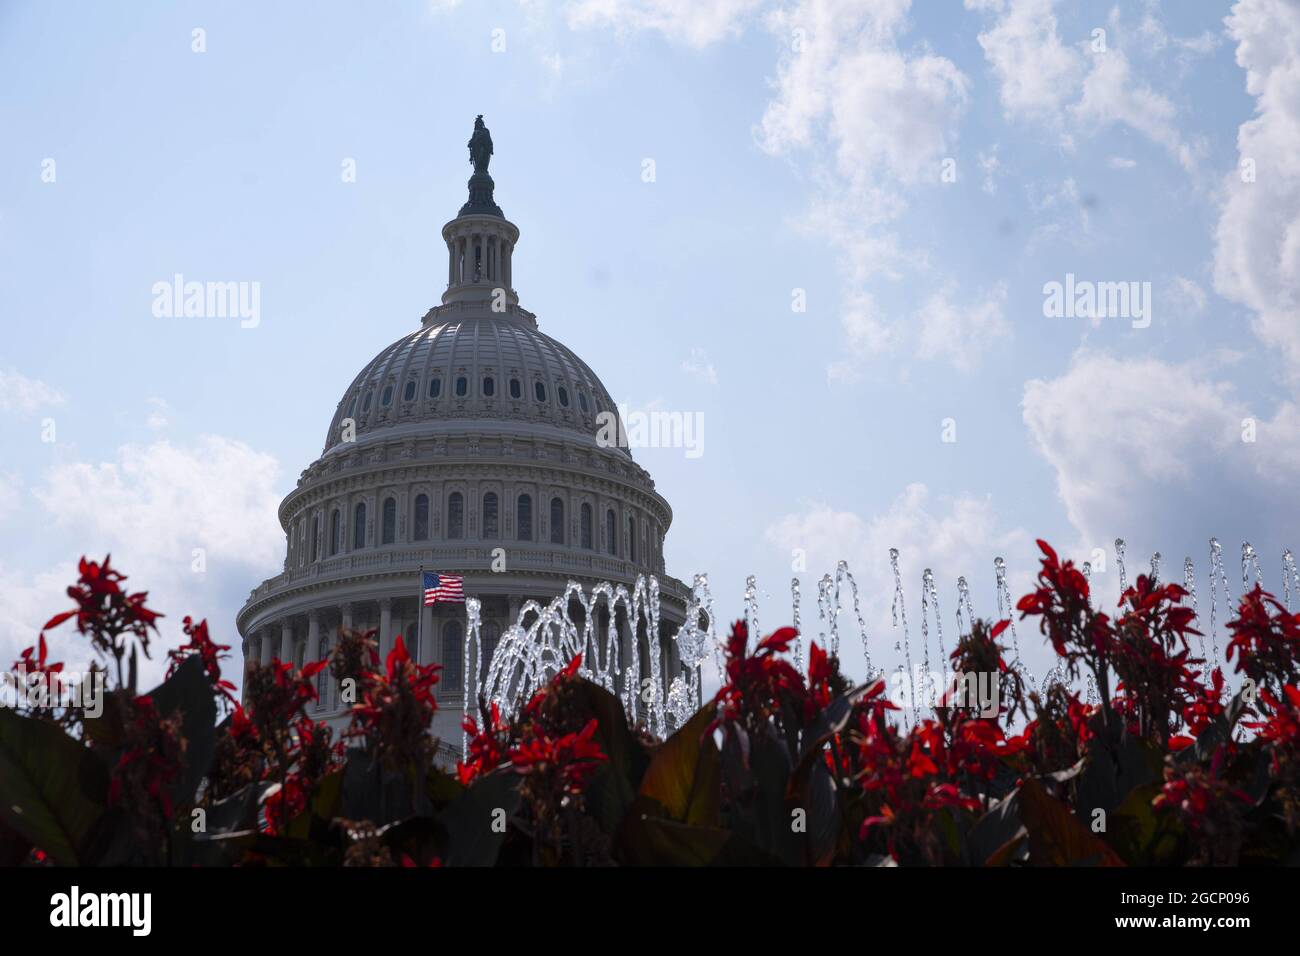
[237,118,691,758]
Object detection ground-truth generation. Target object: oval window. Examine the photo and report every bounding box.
[403,380,416,402]
[428,377,442,399]
[509,378,521,400]
[483,376,495,397]
[558,386,569,408]
[534,381,546,402]
[456,376,468,397]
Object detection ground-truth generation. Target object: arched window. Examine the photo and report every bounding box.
[414,494,429,541]
[516,494,532,541]
[381,497,396,545]
[403,380,416,402]
[448,493,464,539]
[455,376,468,398]
[482,622,501,670]
[628,515,637,563]
[483,376,495,397]
[311,513,320,562]
[482,492,499,539]
[509,378,522,400]
[443,620,464,690]
[580,503,593,550]
[428,377,442,399]
[578,391,589,413]
[550,497,565,545]
[381,385,393,407]
[352,501,367,550]
[558,386,569,407]
[329,509,341,556]
[534,381,547,403]
[362,391,373,413]
[606,509,617,556]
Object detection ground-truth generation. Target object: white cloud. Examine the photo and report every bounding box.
[1022,351,1300,587]
[755,0,970,376]
[915,282,1010,371]
[563,0,761,47]
[0,436,284,686]
[1214,0,1300,377]
[1071,50,1199,173]
[0,368,66,415]
[964,0,1082,122]
[759,0,968,196]
[826,291,898,382]
[1108,156,1137,169]
[966,1,1201,172]
[680,347,719,386]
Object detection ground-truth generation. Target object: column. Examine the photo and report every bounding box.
[340,601,354,632]
[306,611,321,665]
[259,627,273,666]
[279,620,294,664]
[379,598,393,658]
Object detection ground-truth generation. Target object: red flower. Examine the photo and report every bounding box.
[1225,585,1300,693]
[167,616,238,709]
[348,635,442,772]
[508,717,607,796]
[458,700,511,786]
[710,621,808,738]
[42,556,161,681]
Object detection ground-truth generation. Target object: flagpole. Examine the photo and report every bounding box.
[417,564,424,664]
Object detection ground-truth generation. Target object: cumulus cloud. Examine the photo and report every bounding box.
[0,436,284,687]
[964,0,1082,122]
[755,0,978,376]
[759,0,968,196]
[1214,0,1300,377]
[966,0,1201,171]
[1022,351,1300,598]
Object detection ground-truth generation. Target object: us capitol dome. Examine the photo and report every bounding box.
[237,117,691,758]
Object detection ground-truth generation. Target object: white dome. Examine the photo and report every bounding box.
[322,310,626,458]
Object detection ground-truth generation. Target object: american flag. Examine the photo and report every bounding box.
[423,571,465,606]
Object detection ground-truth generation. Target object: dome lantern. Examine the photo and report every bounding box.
[440,116,520,310]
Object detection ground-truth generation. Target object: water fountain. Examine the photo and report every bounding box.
[459,536,1289,752]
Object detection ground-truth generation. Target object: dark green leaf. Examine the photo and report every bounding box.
[0,708,108,865]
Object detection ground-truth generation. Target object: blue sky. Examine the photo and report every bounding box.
[2,0,1298,696]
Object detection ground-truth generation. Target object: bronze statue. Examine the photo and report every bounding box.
[468,115,493,174]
